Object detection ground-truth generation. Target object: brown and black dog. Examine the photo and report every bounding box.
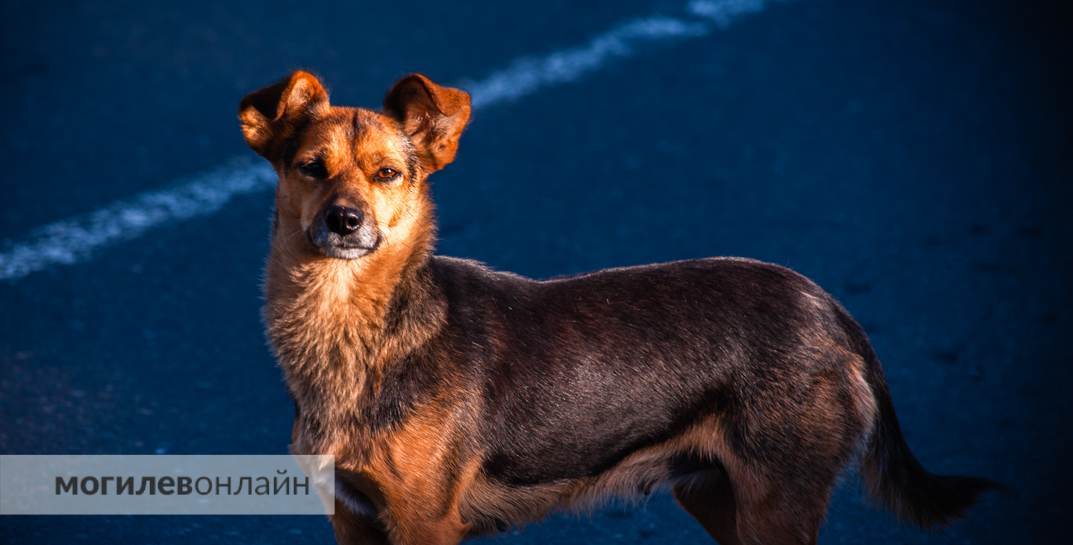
[238,71,995,545]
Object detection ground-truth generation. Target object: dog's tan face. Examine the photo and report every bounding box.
[277,107,415,259]
[239,71,471,260]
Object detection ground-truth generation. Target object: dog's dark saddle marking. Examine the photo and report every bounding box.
[422,257,803,487]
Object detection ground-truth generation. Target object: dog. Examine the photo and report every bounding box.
[238,71,996,545]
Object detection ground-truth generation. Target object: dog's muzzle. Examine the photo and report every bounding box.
[308,205,380,259]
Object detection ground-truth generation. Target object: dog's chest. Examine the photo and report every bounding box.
[284,352,439,460]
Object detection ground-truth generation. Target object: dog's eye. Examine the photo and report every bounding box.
[373,167,400,183]
[297,159,327,179]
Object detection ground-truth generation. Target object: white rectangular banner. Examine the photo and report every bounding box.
[0,455,334,515]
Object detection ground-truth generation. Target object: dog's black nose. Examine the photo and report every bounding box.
[325,206,363,236]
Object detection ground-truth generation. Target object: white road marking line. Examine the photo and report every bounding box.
[465,16,707,108]
[688,0,770,29]
[0,0,777,282]
[0,159,277,281]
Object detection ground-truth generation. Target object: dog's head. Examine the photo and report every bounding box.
[239,71,470,260]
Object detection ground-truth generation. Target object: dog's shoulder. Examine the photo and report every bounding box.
[427,255,533,295]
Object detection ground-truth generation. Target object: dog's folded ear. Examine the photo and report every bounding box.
[239,70,329,160]
[384,73,471,173]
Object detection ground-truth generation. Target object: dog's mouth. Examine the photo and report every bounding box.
[306,228,380,260]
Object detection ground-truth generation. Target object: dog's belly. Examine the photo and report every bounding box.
[460,423,728,533]
[479,370,731,486]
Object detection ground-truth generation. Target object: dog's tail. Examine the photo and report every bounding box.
[832,303,1000,528]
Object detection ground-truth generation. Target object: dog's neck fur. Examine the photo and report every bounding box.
[263,192,446,452]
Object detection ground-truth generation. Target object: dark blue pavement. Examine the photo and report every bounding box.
[1,1,1070,543]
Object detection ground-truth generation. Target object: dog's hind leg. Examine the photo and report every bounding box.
[732,471,833,545]
[672,417,840,545]
[673,470,741,545]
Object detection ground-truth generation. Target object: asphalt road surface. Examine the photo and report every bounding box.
[1,0,1069,543]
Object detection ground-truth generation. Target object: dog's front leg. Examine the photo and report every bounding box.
[331,500,391,545]
[382,507,468,545]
